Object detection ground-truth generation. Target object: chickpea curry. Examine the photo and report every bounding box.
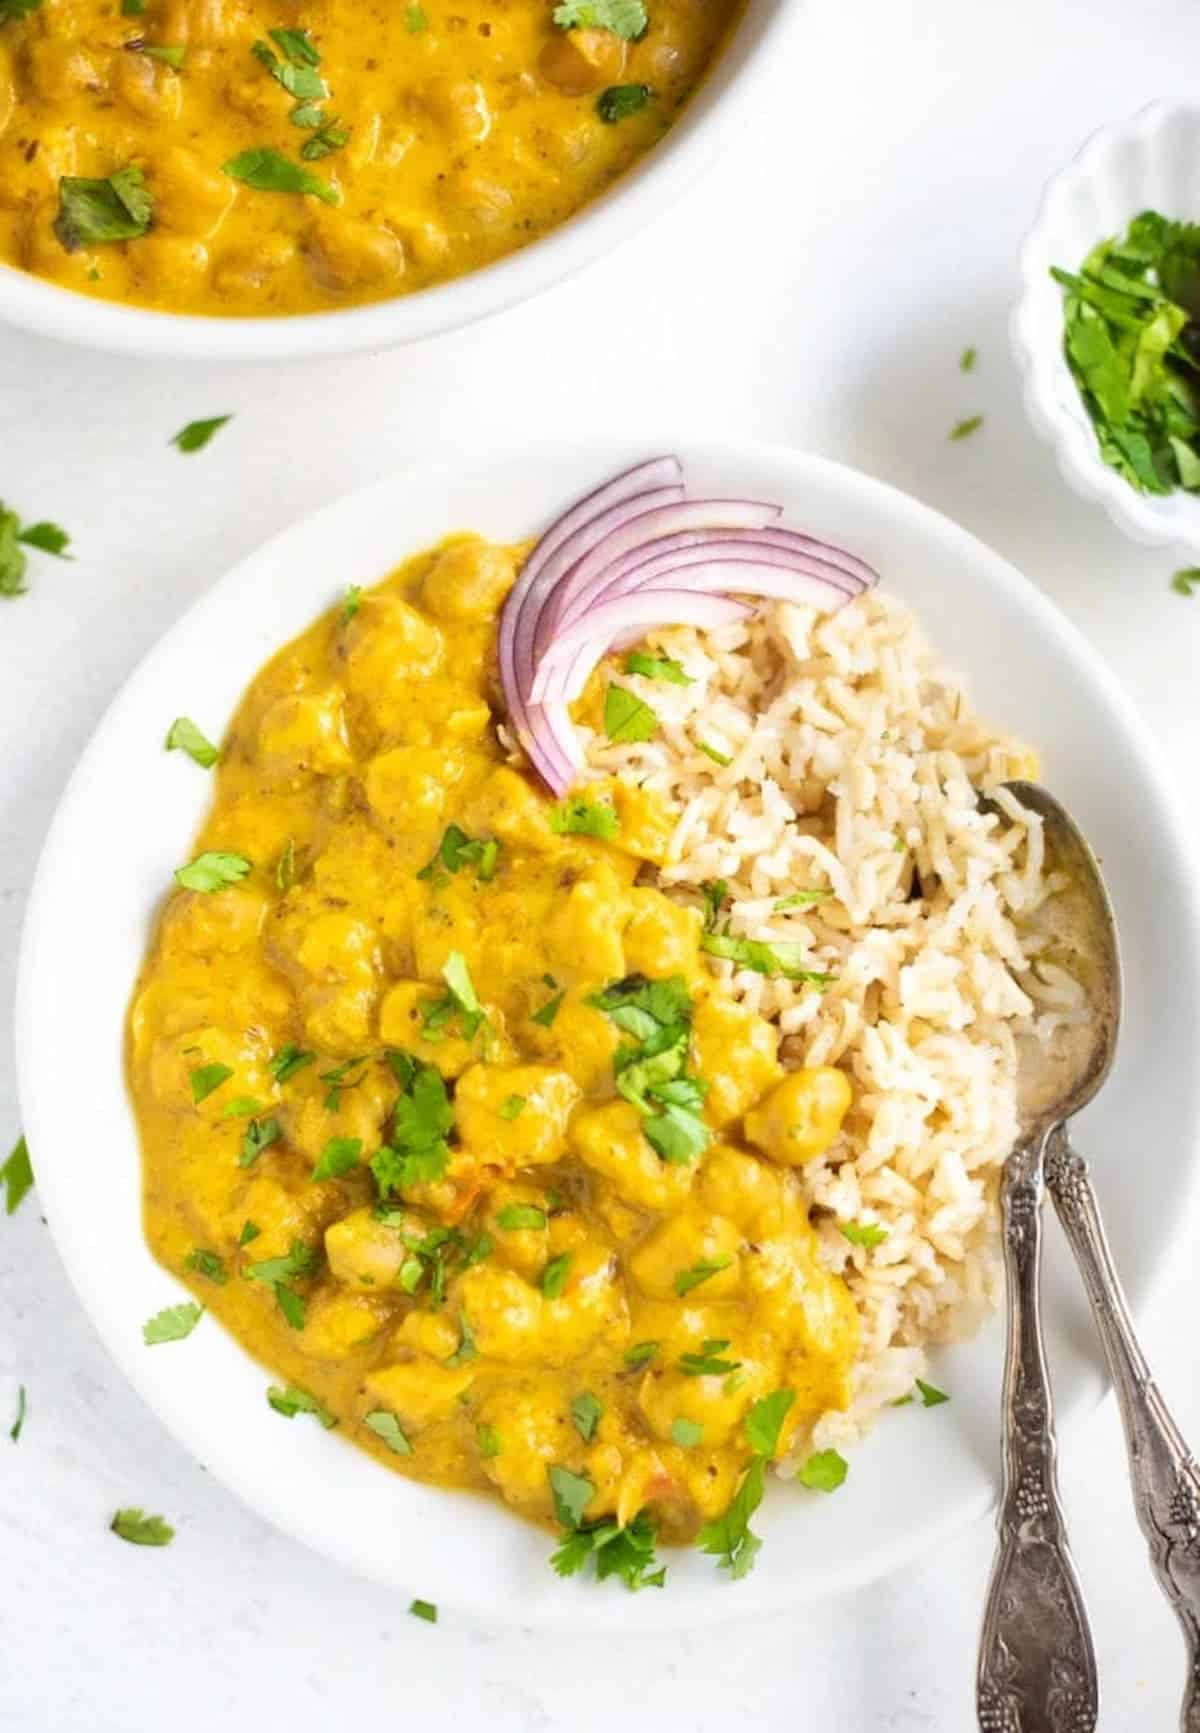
[128,534,859,1584]
[0,0,740,317]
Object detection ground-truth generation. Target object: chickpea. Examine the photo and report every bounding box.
[24,38,108,103]
[442,170,513,229]
[129,233,210,294]
[304,213,405,293]
[420,76,492,146]
[538,27,626,96]
[212,233,296,297]
[744,1067,853,1167]
[113,50,183,121]
[421,536,518,622]
[151,146,235,238]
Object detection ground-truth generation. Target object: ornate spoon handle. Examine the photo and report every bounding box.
[1046,1125,1200,1733]
[977,1124,1099,1733]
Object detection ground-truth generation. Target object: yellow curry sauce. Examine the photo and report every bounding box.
[128,535,859,1558]
[0,0,740,316]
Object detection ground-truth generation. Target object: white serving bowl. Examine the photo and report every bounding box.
[0,2,793,362]
[16,436,1200,1628]
[1014,100,1200,554]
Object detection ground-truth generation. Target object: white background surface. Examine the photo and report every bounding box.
[2,0,1199,1726]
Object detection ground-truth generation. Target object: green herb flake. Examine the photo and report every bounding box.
[697,741,733,767]
[548,1464,594,1529]
[571,1391,603,1443]
[445,1309,478,1368]
[701,931,835,985]
[238,1219,261,1246]
[550,1506,665,1591]
[496,1203,546,1231]
[268,1044,314,1083]
[477,1423,502,1458]
[697,1457,764,1579]
[371,1057,453,1198]
[142,1301,203,1345]
[185,1248,227,1285]
[597,82,652,122]
[960,346,978,372]
[10,1384,26,1442]
[774,888,833,911]
[267,1383,336,1426]
[949,415,984,442]
[417,824,500,885]
[603,682,659,744]
[165,716,219,768]
[531,988,565,1027]
[673,1256,732,1297]
[548,796,620,840]
[54,165,152,250]
[111,1508,174,1546]
[175,851,250,893]
[189,1062,233,1104]
[341,584,362,622]
[916,1378,950,1408]
[1,1135,33,1216]
[222,147,339,206]
[222,1095,263,1119]
[624,650,692,685]
[744,1389,795,1459]
[365,1409,412,1454]
[128,41,185,67]
[798,1448,848,1492]
[170,415,231,454]
[541,1253,571,1299]
[409,1598,437,1623]
[839,1219,888,1250]
[671,1417,703,1448]
[17,520,71,557]
[405,2,427,29]
[679,1338,740,1377]
[553,0,646,35]
[623,1340,659,1369]
[120,0,144,14]
[1172,567,1200,597]
[238,1116,280,1168]
[311,1136,362,1182]
[498,1094,526,1122]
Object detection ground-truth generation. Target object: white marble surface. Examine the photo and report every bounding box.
[3,0,1200,1726]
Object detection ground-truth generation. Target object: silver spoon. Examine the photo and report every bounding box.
[977,780,1200,1732]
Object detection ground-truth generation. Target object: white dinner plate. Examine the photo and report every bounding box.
[16,437,1200,1630]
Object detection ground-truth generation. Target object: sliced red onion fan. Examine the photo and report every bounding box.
[498,458,879,795]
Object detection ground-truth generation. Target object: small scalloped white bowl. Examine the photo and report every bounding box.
[0,2,794,362]
[1013,100,1200,554]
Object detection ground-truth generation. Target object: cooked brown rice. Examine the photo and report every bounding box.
[583,591,1089,1465]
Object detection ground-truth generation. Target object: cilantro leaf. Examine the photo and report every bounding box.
[774,888,833,911]
[238,1116,279,1167]
[643,1100,709,1165]
[571,1391,603,1442]
[238,1219,261,1246]
[839,1219,888,1249]
[1172,567,1200,597]
[531,988,565,1027]
[405,3,427,29]
[172,416,231,454]
[365,1409,412,1454]
[175,851,250,892]
[597,83,651,123]
[798,1448,848,1492]
[697,741,732,766]
[185,1248,227,1285]
[541,1254,571,1299]
[142,1302,203,1345]
[311,1136,362,1181]
[54,166,152,250]
[267,1383,336,1426]
[548,1464,594,1529]
[111,1508,174,1546]
[0,0,43,21]
[553,0,646,36]
[496,1204,546,1231]
[949,415,984,442]
[550,1507,665,1590]
[341,587,362,620]
[268,1043,313,1083]
[744,1389,795,1458]
[960,346,978,372]
[701,931,835,985]
[697,1456,765,1579]
[623,1340,658,1369]
[222,147,339,206]
[671,1417,703,1448]
[624,651,692,685]
[0,508,28,597]
[679,1338,740,1377]
[916,1378,950,1408]
[673,1256,731,1297]
[1,1134,33,1216]
[417,824,500,885]
[17,520,71,557]
[603,683,659,744]
[409,1598,437,1622]
[548,797,619,839]
[445,1309,478,1367]
[499,1095,526,1121]
[477,1423,501,1458]
[165,717,219,768]
[189,1062,233,1104]
[372,1059,453,1198]
[246,1240,317,1328]
[10,1384,26,1442]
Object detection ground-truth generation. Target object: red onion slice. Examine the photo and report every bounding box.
[530,589,757,708]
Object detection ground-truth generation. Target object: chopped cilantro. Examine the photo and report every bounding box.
[571,1391,603,1442]
[442,951,483,1031]
[127,41,186,67]
[238,1116,279,1168]
[267,1383,335,1426]
[678,1338,740,1377]
[496,1203,546,1231]
[774,888,833,911]
[548,796,619,840]
[365,1409,412,1454]
[744,1389,795,1458]
[417,823,500,885]
[185,1248,228,1285]
[949,415,984,442]
[916,1378,950,1408]
[701,931,835,985]
[120,0,144,14]
[111,1508,174,1546]
[499,1094,526,1121]
[165,717,219,768]
[477,1423,502,1458]
[960,346,977,372]
[798,1448,848,1492]
[9,1384,26,1442]
[54,166,152,250]
[311,1136,362,1181]
[409,1598,437,1622]
[697,741,732,767]
[300,117,350,161]
[541,1254,571,1299]
[671,1417,703,1448]
[142,1302,203,1345]
[245,1239,317,1329]
[222,147,339,207]
[0,0,42,15]
[175,851,250,892]
[839,1219,888,1249]
[238,1219,261,1246]
[171,416,231,454]
[551,1506,665,1591]
[251,33,327,107]
[405,3,427,29]
[371,1058,453,1198]
[0,504,72,598]
[697,1456,764,1579]
[445,1309,478,1367]
[673,1256,731,1297]
[624,651,693,685]
[320,1055,367,1111]
[603,683,658,744]
[1172,568,1200,597]
[268,1044,313,1083]
[623,1340,659,1369]
[189,1062,232,1104]
[553,0,646,35]
[699,879,727,930]
[1,1135,33,1216]
[587,975,710,1166]
[597,82,651,123]
[342,585,362,622]
[548,1464,594,1529]
[275,839,296,892]
[531,988,565,1027]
